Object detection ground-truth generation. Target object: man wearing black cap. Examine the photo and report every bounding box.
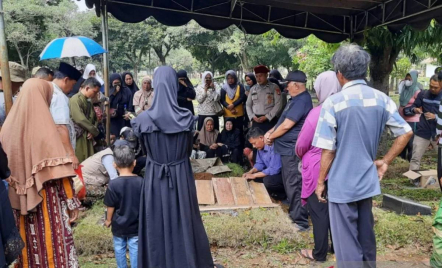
[266,70,312,231]
[246,65,282,133]
[50,62,82,170]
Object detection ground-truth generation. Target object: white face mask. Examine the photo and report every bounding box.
[405,80,412,87]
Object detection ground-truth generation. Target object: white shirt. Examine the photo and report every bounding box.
[50,82,76,149]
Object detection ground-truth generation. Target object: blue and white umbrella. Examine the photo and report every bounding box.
[39,36,107,60]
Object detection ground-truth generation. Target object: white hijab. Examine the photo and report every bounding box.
[201,71,213,87]
[83,64,104,85]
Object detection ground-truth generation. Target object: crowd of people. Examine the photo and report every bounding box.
[0,43,442,268]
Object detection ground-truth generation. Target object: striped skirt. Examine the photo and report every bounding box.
[13,178,80,268]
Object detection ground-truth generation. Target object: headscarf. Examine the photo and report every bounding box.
[122,71,140,94]
[399,70,419,107]
[83,63,104,85]
[314,71,342,105]
[0,79,75,214]
[133,76,154,114]
[222,70,238,100]
[198,117,219,146]
[220,118,240,148]
[269,69,284,81]
[245,73,257,91]
[201,71,213,87]
[109,73,132,110]
[131,66,195,134]
[177,70,194,91]
[268,77,283,91]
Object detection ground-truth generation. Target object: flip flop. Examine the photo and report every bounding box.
[299,249,315,261]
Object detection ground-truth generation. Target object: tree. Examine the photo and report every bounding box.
[183,22,240,73]
[364,22,442,94]
[4,0,96,72]
[292,35,339,79]
[146,18,183,66]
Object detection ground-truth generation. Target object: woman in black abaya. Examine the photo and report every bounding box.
[132,66,222,268]
[177,70,196,115]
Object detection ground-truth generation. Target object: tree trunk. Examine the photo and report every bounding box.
[389,76,394,92]
[369,46,400,95]
[13,43,25,68]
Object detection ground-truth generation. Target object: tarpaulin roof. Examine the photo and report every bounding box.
[85,0,442,43]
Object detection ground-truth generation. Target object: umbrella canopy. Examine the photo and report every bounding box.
[39,36,107,60]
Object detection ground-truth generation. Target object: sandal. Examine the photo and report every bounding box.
[299,249,315,261]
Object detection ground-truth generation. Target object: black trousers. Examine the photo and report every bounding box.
[251,115,278,133]
[307,193,332,262]
[281,155,309,229]
[399,122,416,162]
[198,114,220,131]
[256,173,286,200]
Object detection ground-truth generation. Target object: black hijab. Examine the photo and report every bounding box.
[122,71,140,95]
[177,70,194,91]
[132,66,195,134]
[109,73,132,110]
[245,73,257,86]
[268,77,283,91]
[269,69,284,81]
[220,118,240,148]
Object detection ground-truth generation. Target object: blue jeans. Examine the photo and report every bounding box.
[113,236,138,268]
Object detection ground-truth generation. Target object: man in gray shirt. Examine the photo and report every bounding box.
[313,44,412,267]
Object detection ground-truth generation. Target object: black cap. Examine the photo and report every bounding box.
[58,62,82,81]
[285,70,307,83]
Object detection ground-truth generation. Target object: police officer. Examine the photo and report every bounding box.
[246,65,282,133]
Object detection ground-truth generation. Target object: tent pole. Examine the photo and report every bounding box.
[0,0,12,118]
[101,0,111,146]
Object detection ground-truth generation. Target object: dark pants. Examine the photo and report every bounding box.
[329,198,376,268]
[399,122,416,162]
[205,145,229,162]
[198,115,219,131]
[256,173,286,200]
[281,155,309,229]
[251,115,278,133]
[134,156,146,176]
[307,193,332,262]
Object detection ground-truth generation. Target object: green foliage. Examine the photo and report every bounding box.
[4,0,95,71]
[292,35,339,79]
[390,57,412,79]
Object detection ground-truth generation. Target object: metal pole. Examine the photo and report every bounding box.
[0,0,12,117]
[101,0,111,145]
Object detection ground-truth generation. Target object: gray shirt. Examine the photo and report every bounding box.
[246,81,282,121]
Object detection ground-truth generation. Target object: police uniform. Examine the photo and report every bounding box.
[246,81,282,133]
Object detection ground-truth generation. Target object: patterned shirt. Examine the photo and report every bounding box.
[313,80,411,203]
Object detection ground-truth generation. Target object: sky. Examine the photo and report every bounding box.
[74,0,88,12]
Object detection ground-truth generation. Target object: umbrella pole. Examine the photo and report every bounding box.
[101,0,110,146]
[0,0,12,118]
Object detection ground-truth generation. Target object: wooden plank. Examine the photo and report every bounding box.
[213,177,235,205]
[195,180,215,205]
[230,177,253,205]
[194,172,213,181]
[199,203,279,212]
[248,181,273,204]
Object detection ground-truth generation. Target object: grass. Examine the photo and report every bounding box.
[73,200,113,256]
[76,152,440,266]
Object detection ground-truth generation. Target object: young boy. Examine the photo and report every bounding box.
[104,142,143,268]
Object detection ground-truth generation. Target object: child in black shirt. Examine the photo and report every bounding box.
[104,142,142,268]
